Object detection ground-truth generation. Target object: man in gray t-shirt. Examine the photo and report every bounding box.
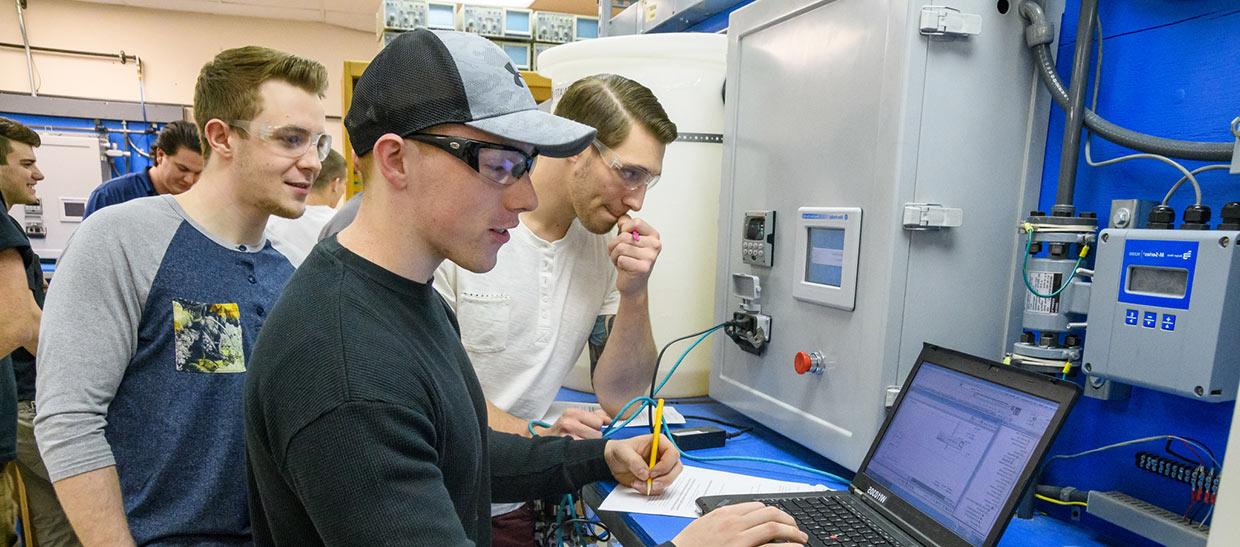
[34,48,330,545]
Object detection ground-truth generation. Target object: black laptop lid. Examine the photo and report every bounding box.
[850,344,1080,547]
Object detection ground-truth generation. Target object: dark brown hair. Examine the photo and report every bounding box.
[155,120,202,156]
[0,117,41,165]
[554,74,676,148]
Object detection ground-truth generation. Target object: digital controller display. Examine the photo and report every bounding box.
[1126,266,1188,297]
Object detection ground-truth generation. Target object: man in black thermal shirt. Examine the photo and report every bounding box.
[244,29,808,546]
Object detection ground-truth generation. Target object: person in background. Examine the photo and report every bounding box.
[2,117,77,546]
[317,187,361,241]
[83,120,204,218]
[243,29,806,547]
[34,46,327,545]
[267,148,346,265]
[0,118,80,546]
[430,73,674,544]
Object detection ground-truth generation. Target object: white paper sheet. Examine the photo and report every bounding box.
[542,401,686,428]
[598,465,831,518]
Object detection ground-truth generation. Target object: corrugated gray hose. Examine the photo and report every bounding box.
[1020,1,1234,162]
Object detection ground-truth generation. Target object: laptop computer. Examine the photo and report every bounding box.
[697,343,1080,547]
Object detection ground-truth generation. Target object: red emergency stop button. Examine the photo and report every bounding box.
[795,352,813,374]
[794,351,825,375]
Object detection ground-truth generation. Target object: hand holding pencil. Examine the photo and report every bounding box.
[602,402,683,496]
[647,398,665,495]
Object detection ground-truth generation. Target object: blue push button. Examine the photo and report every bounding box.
[1161,314,1176,331]
[1142,312,1158,329]
[1125,309,1139,326]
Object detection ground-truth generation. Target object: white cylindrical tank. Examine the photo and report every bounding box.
[537,33,726,397]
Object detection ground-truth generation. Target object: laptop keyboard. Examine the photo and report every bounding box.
[755,496,904,546]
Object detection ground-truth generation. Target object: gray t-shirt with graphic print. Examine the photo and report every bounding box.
[35,194,293,545]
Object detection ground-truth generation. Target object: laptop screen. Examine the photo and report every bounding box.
[863,362,1061,546]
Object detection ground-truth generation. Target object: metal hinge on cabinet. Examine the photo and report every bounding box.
[919,6,981,37]
[884,386,902,409]
[902,203,963,230]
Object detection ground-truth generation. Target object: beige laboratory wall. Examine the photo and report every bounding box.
[0,0,381,147]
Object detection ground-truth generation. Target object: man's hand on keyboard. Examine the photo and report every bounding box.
[672,501,807,547]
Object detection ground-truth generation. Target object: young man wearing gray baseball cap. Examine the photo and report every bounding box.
[243,29,806,547]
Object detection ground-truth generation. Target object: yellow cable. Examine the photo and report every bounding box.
[1036,494,1087,507]
[1079,244,1091,258]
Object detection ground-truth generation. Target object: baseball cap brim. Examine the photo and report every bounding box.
[467,109,596,158]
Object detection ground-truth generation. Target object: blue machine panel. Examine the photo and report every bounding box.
[1116,239,1198,310]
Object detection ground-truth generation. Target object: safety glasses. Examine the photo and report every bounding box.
[591,139,660,191]
[228,120,332,162]
[406,133,537,186]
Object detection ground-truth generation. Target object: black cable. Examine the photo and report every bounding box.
[681,414,755,439]
[1165,439,1204,467]
[647,321,734,433]
[546,518,611,544]
[1176,435,1218,461]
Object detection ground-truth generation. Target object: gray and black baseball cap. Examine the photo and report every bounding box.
[345,29,595,158]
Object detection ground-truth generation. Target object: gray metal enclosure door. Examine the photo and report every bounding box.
[896,0,1051,381]
[715,0,904,471]
[711,0,1053,471]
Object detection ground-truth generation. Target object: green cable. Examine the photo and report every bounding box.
[1021,230,1086,299]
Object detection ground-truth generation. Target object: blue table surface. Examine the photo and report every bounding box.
[557,388,1116,546]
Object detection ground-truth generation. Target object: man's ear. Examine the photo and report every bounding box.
[202,119,235,160]
[373,134,410,191]
[152,147,167,167]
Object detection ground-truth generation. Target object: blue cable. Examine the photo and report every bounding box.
[653,325,726,396]
[615,329,854,486]
[554,497,563,546]
[528,420,550,437]
[600,396,658,438]
[538,324,852,547]
[660,425,851,487]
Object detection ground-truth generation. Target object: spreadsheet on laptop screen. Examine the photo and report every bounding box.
[865,362,1061,545]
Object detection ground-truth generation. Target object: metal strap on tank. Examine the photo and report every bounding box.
[676,132,723,144]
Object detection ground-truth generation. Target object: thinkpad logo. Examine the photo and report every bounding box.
[504,62,524,88]
[866,487,888,504]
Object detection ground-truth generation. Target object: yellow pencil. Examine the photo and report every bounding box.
[647,398,665,495]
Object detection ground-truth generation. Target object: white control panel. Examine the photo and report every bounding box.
[378,0,429,32]
[460,4,503,37]
[533,11,575,43]
[741,210,775,267]
[377,0,456,35]
[792,207,862,310]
